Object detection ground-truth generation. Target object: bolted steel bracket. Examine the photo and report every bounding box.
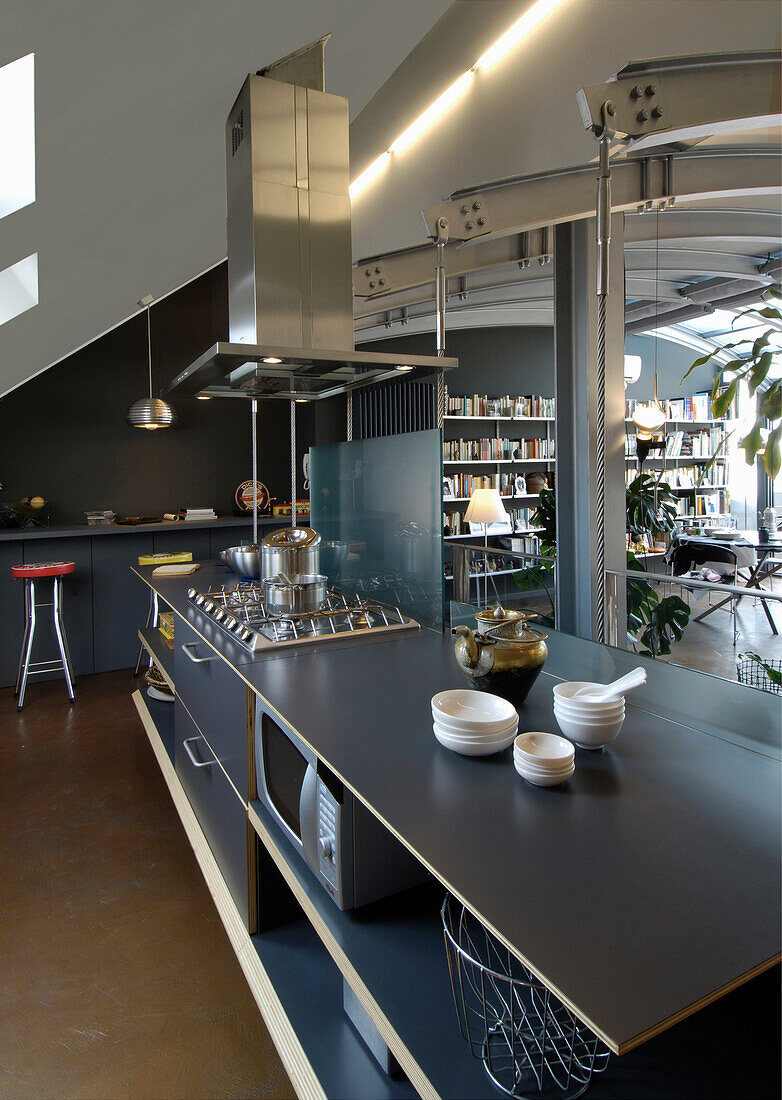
[356,260,391,297]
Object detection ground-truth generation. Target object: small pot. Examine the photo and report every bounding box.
[263,573,327,617]
[262,527,321,580]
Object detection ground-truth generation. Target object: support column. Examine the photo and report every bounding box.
[554,214,626,641]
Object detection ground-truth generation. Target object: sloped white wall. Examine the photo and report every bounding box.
[0,0,451,397]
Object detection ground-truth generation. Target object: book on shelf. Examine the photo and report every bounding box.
[446,393,555,418]
[443,437,555,461]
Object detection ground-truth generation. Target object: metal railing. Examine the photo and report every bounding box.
[448,542,556,616]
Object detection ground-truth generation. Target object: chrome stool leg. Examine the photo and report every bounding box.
[16,578,37,710]
[53,575,75,702]
[134,590,159,675]
[15,577,32,695]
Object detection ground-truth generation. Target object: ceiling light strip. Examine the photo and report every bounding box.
[349,0,570,198]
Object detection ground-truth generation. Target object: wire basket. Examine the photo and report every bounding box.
[736,655,782,694]
[442,895,610,1099]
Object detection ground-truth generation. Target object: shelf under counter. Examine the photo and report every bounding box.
[137,627,175,692]
[249,800,495,1100]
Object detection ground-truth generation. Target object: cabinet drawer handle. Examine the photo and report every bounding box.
[182,642,215,664]
[183,736,213,768]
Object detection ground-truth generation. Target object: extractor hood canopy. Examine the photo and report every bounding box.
[162,342,457,402]
[162,37,456,402]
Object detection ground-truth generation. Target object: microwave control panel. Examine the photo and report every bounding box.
[316,778,340,896]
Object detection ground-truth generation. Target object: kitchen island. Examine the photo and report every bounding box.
[132,561,781,1100]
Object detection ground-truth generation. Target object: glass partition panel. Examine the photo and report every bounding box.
[447,541,556,627]
[310,429,444,630]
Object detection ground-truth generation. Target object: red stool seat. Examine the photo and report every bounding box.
[12,561,75,578]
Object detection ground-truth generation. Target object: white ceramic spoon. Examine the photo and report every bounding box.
[571,667,647,702]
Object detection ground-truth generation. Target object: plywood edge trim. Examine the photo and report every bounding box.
[614,952,782,1055]
[136,629,176,692]
[248,803,438,1100]
[131,690,325,1100]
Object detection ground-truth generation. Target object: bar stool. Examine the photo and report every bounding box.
[12,561,76,710]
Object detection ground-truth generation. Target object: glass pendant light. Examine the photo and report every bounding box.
[126,295,176,430]
[632,372,666,442]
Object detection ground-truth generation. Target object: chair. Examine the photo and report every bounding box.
[12,561,76,710]
[667,536,739,643]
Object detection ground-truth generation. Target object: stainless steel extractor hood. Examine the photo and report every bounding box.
[162,39,456,402]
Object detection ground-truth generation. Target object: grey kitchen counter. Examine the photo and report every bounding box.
[134,562,781,1056]
[0,515,284,541]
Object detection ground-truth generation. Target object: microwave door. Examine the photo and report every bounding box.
[259,712,311,854]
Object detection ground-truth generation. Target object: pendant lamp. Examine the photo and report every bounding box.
[126,295,177,430]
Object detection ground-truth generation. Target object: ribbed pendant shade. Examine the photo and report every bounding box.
[126,396,177,429]
[126,296,176,430]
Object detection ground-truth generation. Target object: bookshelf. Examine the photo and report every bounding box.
[442,392,555,554]
[625,392,734,519]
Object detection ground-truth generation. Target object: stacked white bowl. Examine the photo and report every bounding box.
[552,681,625,749]
[514,732,575,786]
[431,689,519,756]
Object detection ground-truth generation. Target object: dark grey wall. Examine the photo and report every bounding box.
[361,327,556,397]
[624,334,714,402]
[0,264,315,524]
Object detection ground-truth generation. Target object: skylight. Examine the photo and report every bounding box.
[0,253,39,326]
[0,53,35,221]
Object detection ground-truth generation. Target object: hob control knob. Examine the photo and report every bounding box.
[318,837,333,861]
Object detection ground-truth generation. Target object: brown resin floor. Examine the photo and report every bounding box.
[0,670,296,1100]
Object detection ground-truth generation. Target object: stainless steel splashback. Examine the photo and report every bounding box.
[226,74,354,352]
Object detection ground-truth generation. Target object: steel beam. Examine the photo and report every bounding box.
[355,151,779,296]
[576,51,781,146]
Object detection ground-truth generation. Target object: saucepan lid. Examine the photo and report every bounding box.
[262,527,321,548]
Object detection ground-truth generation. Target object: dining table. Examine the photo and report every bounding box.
[686,528,782,633]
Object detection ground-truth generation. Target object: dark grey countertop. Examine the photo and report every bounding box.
[0,515,285,541]
[134,562,781,1055]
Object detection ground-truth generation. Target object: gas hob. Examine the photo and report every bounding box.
[187,581,419,652]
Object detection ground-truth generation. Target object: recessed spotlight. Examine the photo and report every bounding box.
[397,364,414,372]
[262,356,283,364]
[196,393,211,400]
[295,398,307,403]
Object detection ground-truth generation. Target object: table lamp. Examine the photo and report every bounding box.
[464,488,509,607]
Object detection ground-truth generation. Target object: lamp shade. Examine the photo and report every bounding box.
[464,488,508,526]
[126,397,177,429]
[632,401,666,441]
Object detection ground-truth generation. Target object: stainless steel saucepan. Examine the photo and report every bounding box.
[263,573,327,617]
[262,527,321,579]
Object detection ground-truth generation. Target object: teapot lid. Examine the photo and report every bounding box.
[475,606,536,627]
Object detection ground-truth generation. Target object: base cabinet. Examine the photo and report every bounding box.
[174,701,249,922]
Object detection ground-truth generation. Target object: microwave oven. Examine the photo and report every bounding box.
[255,701,428,910]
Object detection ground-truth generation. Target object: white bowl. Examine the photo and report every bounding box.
[514,732,574,767]
[434,719,518,744]
[515,757,574,786]
[553,680,625,702]
[553,698,625,719]
[432,689,517,732]
[554,708,629,726]
[434,724,516,756]
[554,710,624,749]
[512,755,574,777]
[433,709,519,736]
